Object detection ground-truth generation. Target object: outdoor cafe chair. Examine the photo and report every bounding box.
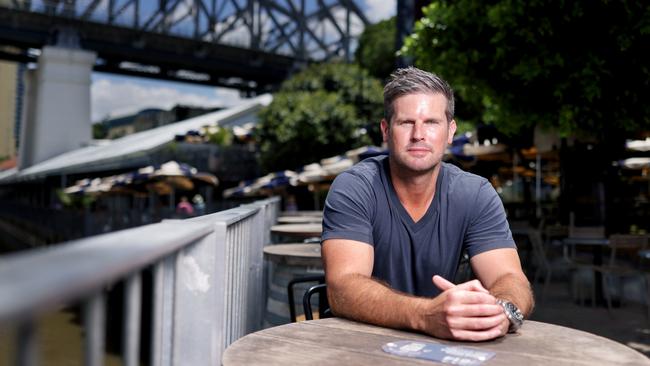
[591,234,649,316]
[528,228,553,301]
[287,274,326,322]
[303,283,332,321]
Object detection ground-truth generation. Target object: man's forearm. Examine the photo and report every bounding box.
[488,272,534,316]
[327,273,427,331]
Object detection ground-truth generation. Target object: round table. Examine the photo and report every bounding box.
[223,317,650,366]
[281,210,323,217]
[277,216,323,224]
[264,243,322,267]
[271,223,322,239]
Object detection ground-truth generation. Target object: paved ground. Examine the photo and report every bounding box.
[529,279,650,357]
[0,311,122,366]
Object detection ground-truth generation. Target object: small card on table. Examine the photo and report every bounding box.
[382,340,496,365]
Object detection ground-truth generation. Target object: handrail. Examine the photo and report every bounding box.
[0,196,281,366]
[0,220,212,324]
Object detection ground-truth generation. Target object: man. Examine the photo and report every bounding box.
[321,67,533,341]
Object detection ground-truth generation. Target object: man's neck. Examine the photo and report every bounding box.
[389,160,442,222]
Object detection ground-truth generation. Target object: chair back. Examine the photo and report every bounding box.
[303,283,331,321]
[569,212,605,238]
[607,234,649,267]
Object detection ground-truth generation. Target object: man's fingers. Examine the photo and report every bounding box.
[447,313,507,331]
[432,275,456,291]
[445,303,504,317]
[455,279,490,293]
[447,323,506,342]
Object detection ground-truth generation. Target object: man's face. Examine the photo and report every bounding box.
[381,93,456,174]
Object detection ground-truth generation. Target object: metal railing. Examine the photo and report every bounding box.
[0,196,280,366]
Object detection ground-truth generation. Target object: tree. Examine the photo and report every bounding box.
[355,17,397,80]
[402,1,650,229]
[256,63,384,172]
[402,1,650,138]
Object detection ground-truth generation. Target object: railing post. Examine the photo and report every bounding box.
[151,254,177,366]
[16,320,38,366]
[83,292,106,366]
[165,221,223,365]
[123,273,142,366]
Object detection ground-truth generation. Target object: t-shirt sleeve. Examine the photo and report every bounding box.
[321,172,374,245]
[464,180,516,257]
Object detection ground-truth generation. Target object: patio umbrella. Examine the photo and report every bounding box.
[223,170,297,198]
[149,161,197,191]
[619,157,650,169]
[64,161,218,197]
[626,138,650,152]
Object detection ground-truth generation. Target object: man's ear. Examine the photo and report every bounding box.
[447,119,457,144]
[380,119,389,142]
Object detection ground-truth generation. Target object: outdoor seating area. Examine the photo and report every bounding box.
[261,207,650,359]
[1,200,649,365]
[264,210,327,326]
[1,1,648,364]
[508,215,650,324]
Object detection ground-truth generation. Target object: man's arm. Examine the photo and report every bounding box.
[470,248,535,317]
[323,239,507,341]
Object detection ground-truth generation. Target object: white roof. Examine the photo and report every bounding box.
[0,94,272,183]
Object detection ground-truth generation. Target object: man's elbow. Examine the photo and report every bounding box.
[325,272,366,316]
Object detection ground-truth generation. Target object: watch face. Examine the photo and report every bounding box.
[500,300,523,325]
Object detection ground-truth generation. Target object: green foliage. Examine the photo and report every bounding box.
[206,127,233,146]
[258,91,364,172]
[92,122,107,139]
[55,189,95,208]
[257,63,383,172]
[355,17,397,80]
[402,1,650,137]
[55,189,72,207]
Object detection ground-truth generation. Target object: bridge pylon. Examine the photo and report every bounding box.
[19,46,96,169]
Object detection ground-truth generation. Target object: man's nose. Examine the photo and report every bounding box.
[411,121,425,141]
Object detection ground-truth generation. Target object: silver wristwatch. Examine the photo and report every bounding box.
[496,299,524,333]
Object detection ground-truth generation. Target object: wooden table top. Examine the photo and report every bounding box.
[223,317,650,366]
[280,211,324,217]
[277,216,323,224]
[264,244,322,267]
[271,223,323,238]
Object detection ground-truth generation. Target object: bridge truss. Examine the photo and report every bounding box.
[0,0,370,92]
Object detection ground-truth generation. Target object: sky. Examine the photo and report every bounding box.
[91,0,396,122]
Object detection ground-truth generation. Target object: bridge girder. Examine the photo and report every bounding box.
[0,0,369,92]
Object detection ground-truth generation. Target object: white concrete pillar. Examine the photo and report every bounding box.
[18,46,96,168]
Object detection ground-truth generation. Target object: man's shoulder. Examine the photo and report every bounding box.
[441,162,489,197]
[336,155,386,184]
[442,162,488,187]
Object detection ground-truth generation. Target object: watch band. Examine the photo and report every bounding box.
[496,299,524,333]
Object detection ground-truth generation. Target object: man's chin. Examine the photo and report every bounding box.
[395,160,439,174]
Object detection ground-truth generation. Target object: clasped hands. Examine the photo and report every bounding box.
[419,275,510,341]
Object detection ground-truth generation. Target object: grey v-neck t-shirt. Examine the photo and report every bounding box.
[322,156,516,297]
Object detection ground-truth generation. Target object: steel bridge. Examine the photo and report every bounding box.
[0,0,369,92]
